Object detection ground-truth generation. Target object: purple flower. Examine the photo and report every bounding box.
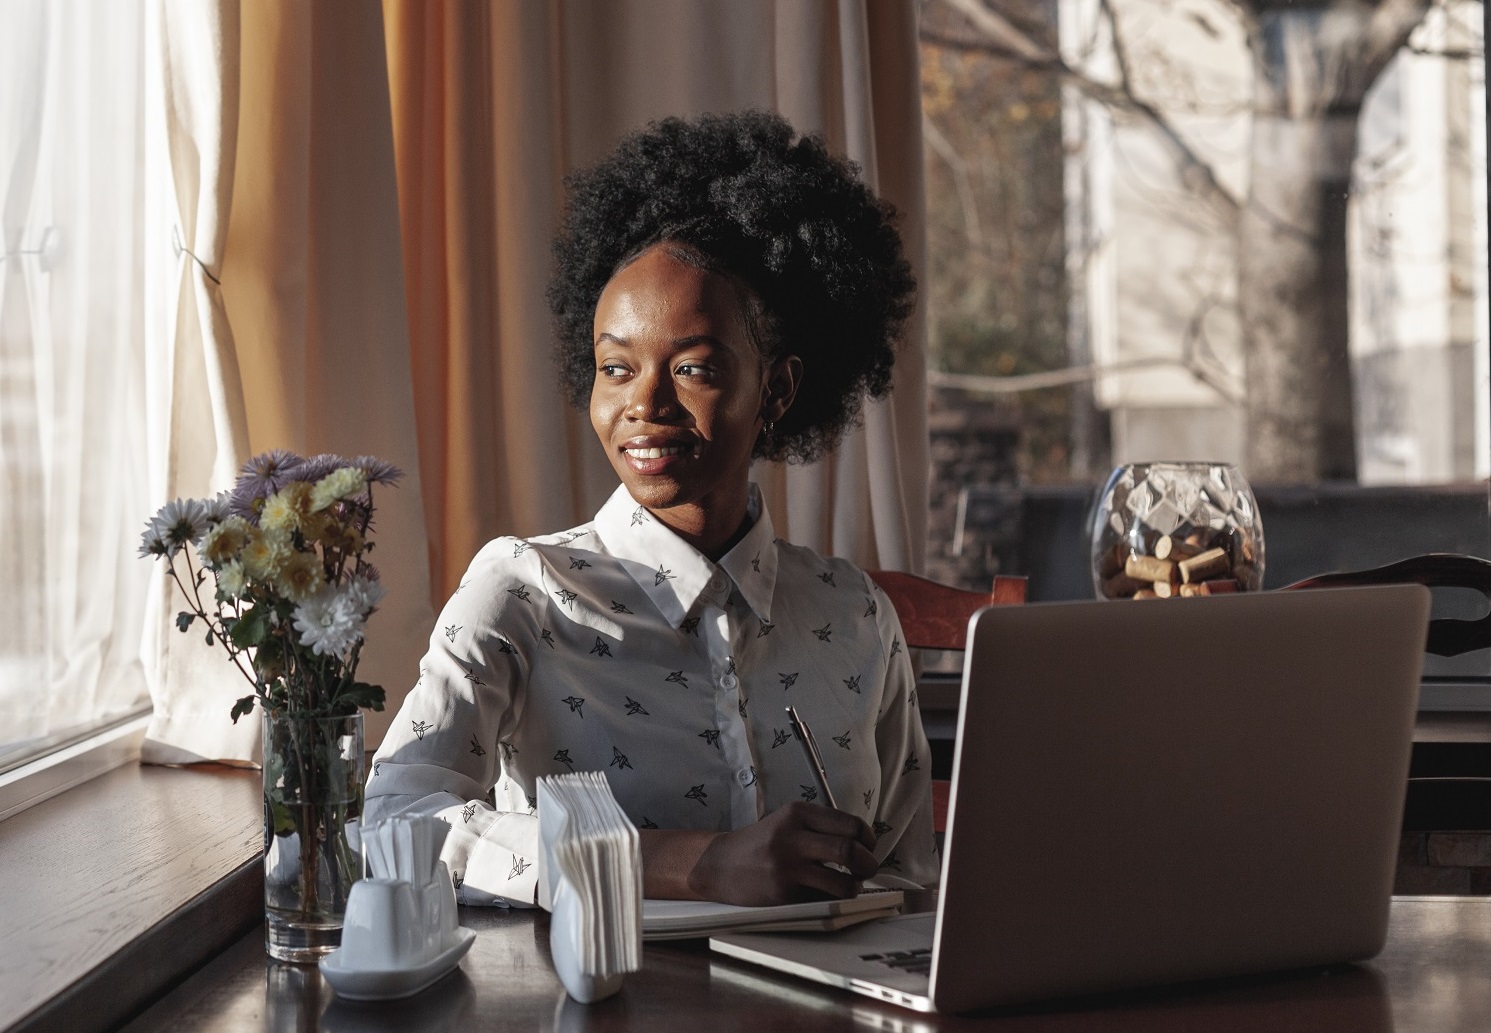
[236,449,305,501]
[297,453,351,483]
[351,455,403,485]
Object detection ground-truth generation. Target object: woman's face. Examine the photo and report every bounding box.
[590,243,797,553]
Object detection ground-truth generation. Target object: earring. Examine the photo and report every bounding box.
[761,420,775,452]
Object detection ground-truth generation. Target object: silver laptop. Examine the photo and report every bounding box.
[711,585,1432,1013]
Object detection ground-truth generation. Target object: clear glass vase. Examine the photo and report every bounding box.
[262,711,364,963]
[1091,461,1265,600]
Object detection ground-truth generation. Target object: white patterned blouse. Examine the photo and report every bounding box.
[365,484,937,906]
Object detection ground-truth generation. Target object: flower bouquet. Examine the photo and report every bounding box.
[141,449,401,962]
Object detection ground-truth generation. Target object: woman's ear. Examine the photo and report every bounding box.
[762,354,803,423]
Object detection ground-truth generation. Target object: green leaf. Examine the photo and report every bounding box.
[338,681,386,712]
[229,695,257,724]
[268,800,299,836]
[205,628,215,646]
[229,606,271,649]
[175,611,196,633]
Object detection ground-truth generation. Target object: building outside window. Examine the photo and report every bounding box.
[918,0,1491,668]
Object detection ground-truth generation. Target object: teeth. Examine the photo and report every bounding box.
[627,446,690,460]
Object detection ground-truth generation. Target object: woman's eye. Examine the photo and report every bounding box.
[598,363,629,378]
[676,363,711,378]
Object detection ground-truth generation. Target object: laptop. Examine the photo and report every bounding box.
[711,585,1432,1013]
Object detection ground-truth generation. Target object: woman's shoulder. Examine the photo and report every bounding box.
[771,538,876,594]
[457,521,608,598]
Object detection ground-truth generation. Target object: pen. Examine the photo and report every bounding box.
[785,705,840,810]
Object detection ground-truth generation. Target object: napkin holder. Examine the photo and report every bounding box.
[343,815,460,969]
[537,772,643,1004]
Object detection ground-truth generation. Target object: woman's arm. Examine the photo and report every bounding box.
[366,542,538,905]
[640,802,878,904]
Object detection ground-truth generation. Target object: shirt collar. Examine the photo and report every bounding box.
[592,484,778,627]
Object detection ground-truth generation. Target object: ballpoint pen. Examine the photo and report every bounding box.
[785,705,839,811]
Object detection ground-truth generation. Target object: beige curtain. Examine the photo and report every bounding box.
[143,0,436,756]
[382,0,931,606]
[219,0,437,749]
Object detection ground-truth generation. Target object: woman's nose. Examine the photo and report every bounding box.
[626,369,680,421]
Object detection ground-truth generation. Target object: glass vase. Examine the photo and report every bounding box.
[262,711,365,963]
[1090,461,1265,600]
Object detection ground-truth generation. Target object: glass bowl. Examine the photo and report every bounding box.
[1090,462,1265,600]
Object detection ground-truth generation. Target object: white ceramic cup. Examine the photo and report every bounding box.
[339,878,423,969]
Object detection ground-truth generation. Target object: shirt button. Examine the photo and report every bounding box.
[736,769,753,786]
[720,673,738,691]
[709,573,727,592]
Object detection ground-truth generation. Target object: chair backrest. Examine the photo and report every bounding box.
[866,570,1027,651]
[866,570,1027,835]
[1282,553,1491,657]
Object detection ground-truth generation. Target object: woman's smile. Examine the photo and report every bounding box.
[620,436,704,472]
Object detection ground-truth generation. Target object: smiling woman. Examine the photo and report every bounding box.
[366,111,935,912]
[589,244,802,558]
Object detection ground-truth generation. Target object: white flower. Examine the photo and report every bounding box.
[311,467,368,511]
[344,575,386,616]
[203,491,233,525]
[292,584,367,657]
[139,497,212,559]
[216,561,248,598]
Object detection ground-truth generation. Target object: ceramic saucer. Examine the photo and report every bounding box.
[319,927,477,1001]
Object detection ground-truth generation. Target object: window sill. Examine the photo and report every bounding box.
[0,761,262,1033]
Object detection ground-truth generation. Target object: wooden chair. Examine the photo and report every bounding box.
[866,570,1028,833]
[866,570,1027,651]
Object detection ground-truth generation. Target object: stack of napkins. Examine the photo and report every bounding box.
[363,813,449,884]
[537,772,642,1003]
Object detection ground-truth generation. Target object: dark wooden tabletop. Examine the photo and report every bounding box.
[120,896,1491,1032]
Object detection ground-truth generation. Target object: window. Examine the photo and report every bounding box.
[918,0,1491,684]
[0,1,153,778]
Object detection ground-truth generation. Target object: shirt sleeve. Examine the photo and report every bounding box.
[365,542,541,907]
[867,578,940,891]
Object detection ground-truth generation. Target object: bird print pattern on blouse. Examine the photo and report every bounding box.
[365,483,936,907]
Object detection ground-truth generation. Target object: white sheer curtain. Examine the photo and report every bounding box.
[138,0,259,764]
[0,0,154,756]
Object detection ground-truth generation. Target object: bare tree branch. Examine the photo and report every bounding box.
[929,0,1244,220]
[923,116,986,248]
[943,0,1052,62]
[1404,43,1482,58]
[1361,0,1438,84]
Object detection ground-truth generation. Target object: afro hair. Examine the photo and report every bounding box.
[548,110,916,464]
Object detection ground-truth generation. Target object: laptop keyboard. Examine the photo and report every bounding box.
[858,947,932,977]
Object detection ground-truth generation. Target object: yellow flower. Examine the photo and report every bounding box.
[216,561,248,599]
[298,510,332,543]
[241,528,291,581]
[311,467,368,512]
[274,548,325,603]
[260,482,315,534]
[319,518,365,555]
[201,516,253,568]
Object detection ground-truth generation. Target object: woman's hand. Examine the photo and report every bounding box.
[638,802,878,906]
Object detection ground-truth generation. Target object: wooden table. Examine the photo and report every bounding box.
[121,897,1491,1031]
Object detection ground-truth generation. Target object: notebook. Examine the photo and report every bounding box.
[643,889,903,940]
[711,585,1432,1013]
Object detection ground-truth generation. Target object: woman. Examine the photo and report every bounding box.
[367,111,935,907]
